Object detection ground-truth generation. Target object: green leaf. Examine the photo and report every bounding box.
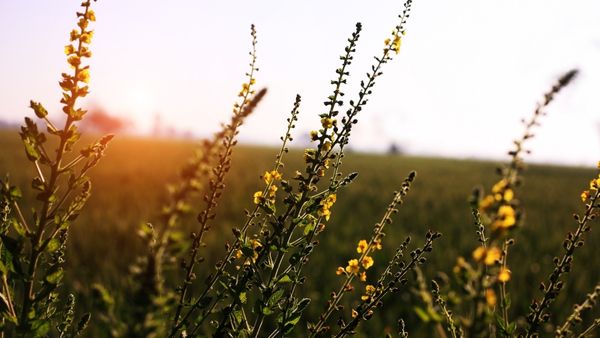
[277,274,292,284]
[30,101,48,118]
[46,238,61,253]
[268,288,285,307]
[413,306,430,322]
[45,268,64,285]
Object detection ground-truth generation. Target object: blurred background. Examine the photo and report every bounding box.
[1,0,599,165]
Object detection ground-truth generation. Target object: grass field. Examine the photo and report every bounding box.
[1,128,598,336]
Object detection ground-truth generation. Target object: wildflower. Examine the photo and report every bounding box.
[351,309,359,318]
[251,239,262,250]
[80,32,92,44]
[318,194,337,221]
[86,9,96,21]
[235,249,243,259]
[581,190,590,202]
[268,184,278,198]
[373,238,383,250]
[303,149,315,163]
[361,256,374,269]
[263,170,281,184]
[472,246,485,261]
[498,267,511,283]
[359,271,367,282]
[485,289,497,307]
[493,205,516,229]
[484,247,501,265]
[479,195,495,211]
[391,34,401,54]
[503,189,514,201]
[321,117,335,129]
[70,29,79,41]
[345,259,360,274]
[356,239,368,254]
[384,38,391,46]
[361,284,376,301]
[64,44,75,55]
[492,179,508,194]
[336,267,346,275]
[310,130,319,141]
[76,69,90,83]
[253,191,263,204]
[589,178,600,190]
[322,141,332,152]
[67,55,81,68]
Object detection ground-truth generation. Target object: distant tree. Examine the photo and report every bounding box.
[387,142,405,155]
[80,106,130,134]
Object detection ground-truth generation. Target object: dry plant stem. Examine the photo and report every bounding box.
[556,283,600,336]
[169,90,262,333]
[310,186,410,336]
[169,27,260,331]
[174,96,299,337]
[499,239,510,329]
[432,281,462,338]
[577,318,600,338]
[18,3,92,330]
[334,234,438,338]
[525,188,600,337]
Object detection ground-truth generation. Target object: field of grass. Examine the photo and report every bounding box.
[1,128,598,336]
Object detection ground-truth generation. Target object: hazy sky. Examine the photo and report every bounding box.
[1,1,599,165]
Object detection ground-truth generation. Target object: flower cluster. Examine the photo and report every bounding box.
[318,193,336,221]
[253,170,282,205]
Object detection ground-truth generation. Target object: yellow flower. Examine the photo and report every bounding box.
[351,309,358,318]
[373,238,383,250]
[80,32,92,44]
[493,205,516,229]
[76,69,90,83]
[356,240,368,254]
[345,259,360,274]
[479,195,495,211]
[384,38,391,46]
[485,289,497,307]
[322,141,332,152]
[492,179,508,194]
[67,55,81,68]
[484,247,501,265]
[503,189,514,201]
[336,267,346,275]
[268,184,278,198]
[361,284,376,301]
[589,178,600,190]
[321,117,335,129]
[253,191,263,204]
[359,271,367,282]
[86,9,96,21]
[361,256,374,269]
[391,34,401,54]
[318,194,337,221]
[581,190,590,202]
[235,249,243,259]
[263,170,282,184]
[498,267,511,283]
[472,246,486,261]
[251,239,262,250]
[304,149,315,163]
[64,44,75,55]
[70,29,79,41]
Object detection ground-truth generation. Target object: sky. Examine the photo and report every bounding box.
[0,1,599,166]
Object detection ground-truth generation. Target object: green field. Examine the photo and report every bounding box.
[1,129,598,336]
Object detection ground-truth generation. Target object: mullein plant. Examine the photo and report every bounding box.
[161,0,439,336]
[0,1,110,336]
[411,69,600,338]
